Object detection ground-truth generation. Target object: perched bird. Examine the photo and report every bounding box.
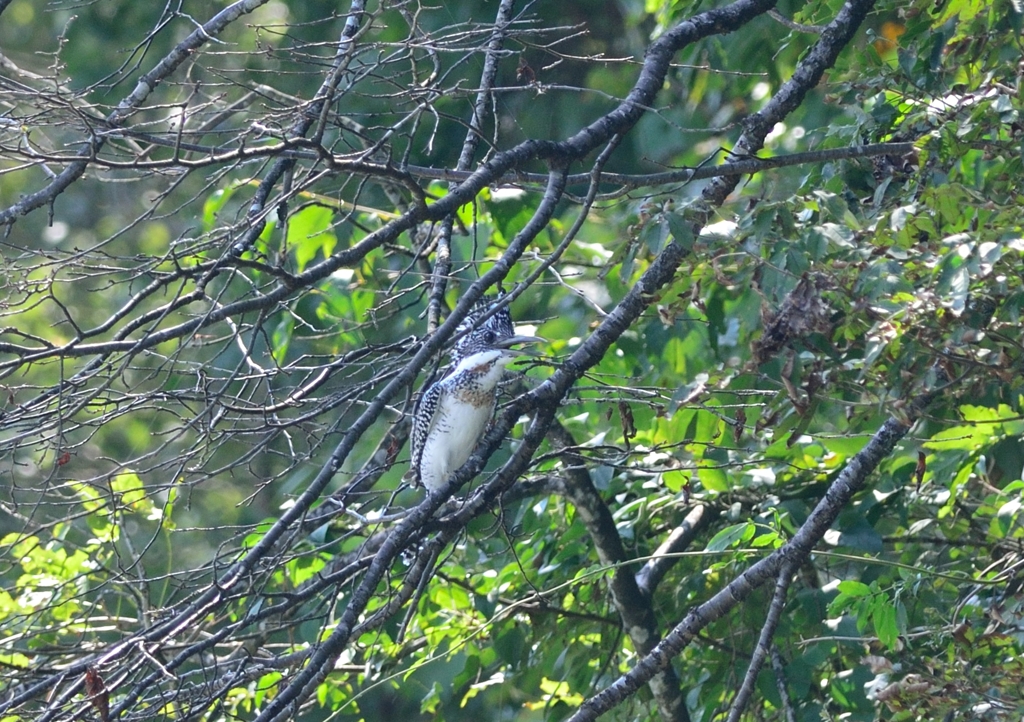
[409,297,541,493]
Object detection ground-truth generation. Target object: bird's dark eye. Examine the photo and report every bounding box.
[482,330,497,344]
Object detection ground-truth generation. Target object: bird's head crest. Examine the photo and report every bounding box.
[451,294,515,360]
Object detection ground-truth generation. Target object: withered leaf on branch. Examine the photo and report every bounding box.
[752,273,834,365]
[516,55,536,85]
[84,668,109,722]
[618,400,636,448]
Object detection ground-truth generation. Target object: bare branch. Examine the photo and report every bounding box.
[635,504,719,597]
[549,420,690,722]
[566,415,917,722]
[725,560,797,722]
[0,0,273,227]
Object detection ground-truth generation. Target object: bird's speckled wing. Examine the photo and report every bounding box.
[409,379,444,485]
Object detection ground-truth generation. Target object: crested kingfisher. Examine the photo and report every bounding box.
[409,296,542,493]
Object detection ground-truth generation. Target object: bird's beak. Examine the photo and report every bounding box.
[493,335,544,352]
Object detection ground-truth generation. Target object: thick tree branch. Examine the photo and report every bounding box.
[725,560,797,722]
[703,0,876,206]
[549,420,690,722]
[566,415,916,722]
[771,646,798,722]
[636,504,719,597]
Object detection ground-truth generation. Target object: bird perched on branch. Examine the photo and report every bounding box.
[409,296,541,493]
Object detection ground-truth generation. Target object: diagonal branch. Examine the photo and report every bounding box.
[233,0,369,254]
[566,414,917,722]
[0,0,274,227]
[426,0,517,333]
[725,559,798,722]
[702,0,876,206]
[549,420,690,722]
[635,504,719,598]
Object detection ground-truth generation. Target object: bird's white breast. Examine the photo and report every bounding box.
[417,349,515,492]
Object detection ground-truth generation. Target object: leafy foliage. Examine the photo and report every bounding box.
[0,0,1023,721]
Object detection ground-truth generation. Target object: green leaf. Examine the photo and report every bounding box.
[693,408,723,445]
[932,0,986,26]
[750,530,782,548]
[0,652,30,669]
[661,469,690,493]
[202,183,238,232]
[109,471,152,515]
[666,212,695,251]
[872,598,900,649]
[697,459,729,492]
[641,217,668,254]
[706,522,755,552]
[836,580,872,597]
[270,313,294,365]
[420,682,443,715]
[287,205,337,272]
[820,435,869,457]
[486,190,537,244]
